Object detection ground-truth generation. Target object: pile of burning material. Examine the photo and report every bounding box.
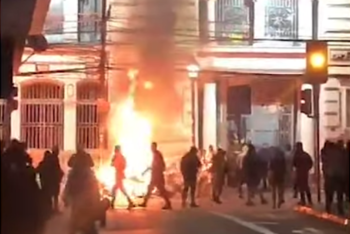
[96,97,153,207]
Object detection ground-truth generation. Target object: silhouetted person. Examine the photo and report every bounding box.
[243,144,267,206]
[346,141,350,202]
[65,147,100,234]
[293,142,313,206]
[180,146,201,207]
[110,145,135,209]
[140,142,172,209]
[1,139,45,234]
[38,150,63,216]
[211,148,227,204]
[257,144,271,190]
[322,140,347,215]
[269,146,287,209]
[51,145,63,212]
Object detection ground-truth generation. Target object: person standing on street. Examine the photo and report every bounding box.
[293,142,313,206]
[243,144,267,206]
[346,141,350,202]
[268,146,287,209]
[180,146,201,207]
[211,148,227,204]
[110,145,135,209]
[140,142,172,209]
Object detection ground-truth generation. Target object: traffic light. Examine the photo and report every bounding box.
[305,41,328,84]
[300,88,312,116]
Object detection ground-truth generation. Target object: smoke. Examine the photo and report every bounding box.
[134,0,181,122]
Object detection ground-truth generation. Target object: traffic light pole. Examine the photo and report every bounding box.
[311,0,321,203]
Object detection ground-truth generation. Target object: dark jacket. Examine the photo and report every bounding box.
[180,151,201,181]
[269,147,287,185]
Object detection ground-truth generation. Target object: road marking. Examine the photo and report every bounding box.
[210,212,278,234]
[292,228,324,234]
[254,222,278,225]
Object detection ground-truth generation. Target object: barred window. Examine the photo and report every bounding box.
[264,0,298,39]
[215,0,250,45]
[76,81,100,149]
[78,0,101,43]
[20,82,64,149]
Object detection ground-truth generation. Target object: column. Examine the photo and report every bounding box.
[63,81,77,151]
[63,0,78,41]
[207,0,215,40]
[217,80,228,149]
[10,87,21,140]
[203,83,217,149]
[299,84,314,160]
[298,0,312,39]
[319,78,342,144]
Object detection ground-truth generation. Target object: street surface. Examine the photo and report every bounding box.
[45,191,348,234]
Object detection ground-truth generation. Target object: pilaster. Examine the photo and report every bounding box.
[63,81,77,151]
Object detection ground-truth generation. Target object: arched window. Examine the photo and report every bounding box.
[76,81,100,149]
[20,82,64,149]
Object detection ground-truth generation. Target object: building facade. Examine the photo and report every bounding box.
[198,0,350,157]
[2,0,349,161]
[6,0,103,162]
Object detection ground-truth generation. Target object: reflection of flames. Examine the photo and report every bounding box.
[96,97,153,207]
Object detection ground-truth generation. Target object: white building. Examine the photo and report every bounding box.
[2,0,349,162]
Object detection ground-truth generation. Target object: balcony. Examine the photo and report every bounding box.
[202,0,314,50]
[43,0,101,45]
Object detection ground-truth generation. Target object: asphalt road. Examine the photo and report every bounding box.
[45,196,348,234]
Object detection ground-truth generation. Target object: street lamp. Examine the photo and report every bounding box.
[187,64,200,79]
[187,64,200,146]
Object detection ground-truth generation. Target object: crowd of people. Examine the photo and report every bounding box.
[1,138,349,234]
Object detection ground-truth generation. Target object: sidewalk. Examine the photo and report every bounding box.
[294,203,349,226]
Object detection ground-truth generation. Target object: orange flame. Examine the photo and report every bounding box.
[96,98,153,207]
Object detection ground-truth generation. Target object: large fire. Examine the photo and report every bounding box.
[96,97,153,207]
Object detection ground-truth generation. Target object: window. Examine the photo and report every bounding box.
[20,82,64,149]
[78,0,101,43]
[346,89,350,128]
[264,0,298,39]
[76,81,100,149]
[215,0,250,45]
[44,0,64,35]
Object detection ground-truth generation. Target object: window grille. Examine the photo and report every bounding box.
[264,0,298,39]
[215,0,250,45]
[20,82,64,149]
[76,81,100,149]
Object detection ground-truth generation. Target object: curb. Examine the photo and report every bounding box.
[294,205,349,226]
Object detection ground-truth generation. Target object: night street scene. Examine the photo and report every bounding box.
[1,0,349,234]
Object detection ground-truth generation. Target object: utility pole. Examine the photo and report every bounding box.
[98,0,108,151]
[311,0,321,203]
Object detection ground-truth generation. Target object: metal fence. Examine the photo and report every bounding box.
[76,81,100,149]
[20,82,64,149]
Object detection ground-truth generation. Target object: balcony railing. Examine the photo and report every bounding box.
[212,0,300,46]
[43,13,101,44]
